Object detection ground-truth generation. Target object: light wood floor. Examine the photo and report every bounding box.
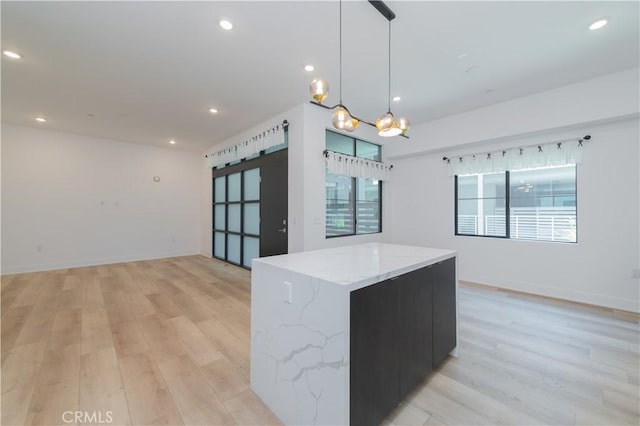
[2,256,638,426]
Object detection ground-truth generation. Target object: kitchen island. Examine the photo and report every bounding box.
[250,243,457,426]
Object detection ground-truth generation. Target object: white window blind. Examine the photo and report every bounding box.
[444,136,589,176]
[325,150,393,181]
[207,121,287,168]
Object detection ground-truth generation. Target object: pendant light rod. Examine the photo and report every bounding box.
[387,20,392,113]
[310,101,376,128]
[368,0,396,21]
[339,0,343,104]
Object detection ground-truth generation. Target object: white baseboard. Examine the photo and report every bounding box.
[462,276,640,314]
[1,250,201,275]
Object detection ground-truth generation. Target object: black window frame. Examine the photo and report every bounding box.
[325,130,383,238]
[454,165,578,243]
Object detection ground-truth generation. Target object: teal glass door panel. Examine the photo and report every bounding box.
[227,234,241,264]
[243,203,260,235]
[243,237,259,268]
[228,204,241,232]
[244,168,260,201]
[214,232,225,258]
[214,177,226,203]
[228,172,241,202]
[214,205,225,230]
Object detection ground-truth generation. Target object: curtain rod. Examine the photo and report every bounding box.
[205,120,288,158]
[442,134,591,163]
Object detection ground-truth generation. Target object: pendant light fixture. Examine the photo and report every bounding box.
[308,0,409,138]
[375,19,409,137]
[310,0,359,132]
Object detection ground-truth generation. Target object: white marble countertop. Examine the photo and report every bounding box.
[253,242,456,291]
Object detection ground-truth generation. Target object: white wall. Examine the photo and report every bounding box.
[201,103,393,257]
[386,67,640,313]
[386,67,640,159]
[1,124,202,274]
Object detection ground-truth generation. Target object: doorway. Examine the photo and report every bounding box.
[212,149,288,268]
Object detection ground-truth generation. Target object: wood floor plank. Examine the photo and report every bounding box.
[79,348,131,425]
[1,306,34,363]
[158,355,236,426]
[48,308,82,350]
[1,341,47,426]
[111,320,150,358]
[137,315,188,363]
[223,389,281,426]
[118,352,184,425]
[167,316,224,367]
[199,358,249,402]
[146,293,183,320]
[196,318,250,379]
[12,280,62,348]
[26,344,81,426]
[80,308,114,355]
[81,278,104,311]
[125,291,157,318]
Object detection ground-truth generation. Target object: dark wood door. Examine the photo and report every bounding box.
[259,149,288,257]
[350,278,399,426]
[398,267,433,398]
[432,258,457,367]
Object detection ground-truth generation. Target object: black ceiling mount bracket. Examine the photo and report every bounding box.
[368,0,396,21]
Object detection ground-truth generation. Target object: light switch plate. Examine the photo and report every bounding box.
[284,281,293,303]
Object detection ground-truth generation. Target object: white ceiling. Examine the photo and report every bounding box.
[1,1,638,152]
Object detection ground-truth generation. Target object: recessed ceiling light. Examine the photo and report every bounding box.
[209,108,219,114]
[219,19,233,30]
[35,117,47,122]
[589,19,608,30]
[392,96,401,102]
[169,140,176,145]
[3,50,21,59]
[304,65,315,72]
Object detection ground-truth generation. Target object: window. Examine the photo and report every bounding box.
[455,165,577,242]
[325,130,382,237]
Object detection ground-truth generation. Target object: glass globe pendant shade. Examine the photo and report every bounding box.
[397,117,410,135]
[332,106,355,132]
[375,112,395,132]
[309,78,329,103]
[379,120,402,137]
[342,117,359,132]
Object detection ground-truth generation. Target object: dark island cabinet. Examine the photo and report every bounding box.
[432,257,457,367]
[350,257,456,426]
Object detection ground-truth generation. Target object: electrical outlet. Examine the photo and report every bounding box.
[284,281,293,304]
[632,269,640,279]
